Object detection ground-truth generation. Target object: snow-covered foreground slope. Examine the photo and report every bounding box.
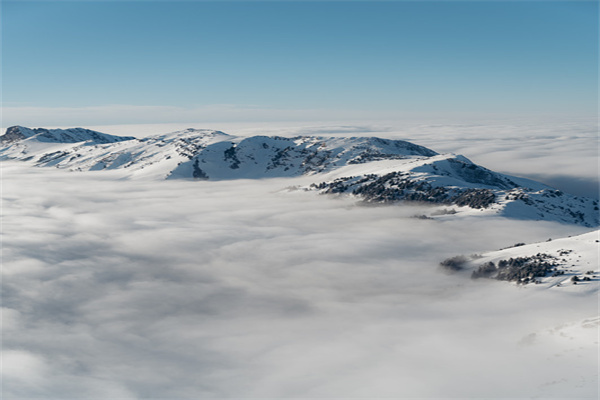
[2,162,597,398]
[443,230,599,291]
[1,125,598,226]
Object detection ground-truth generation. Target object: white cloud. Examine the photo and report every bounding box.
[2,159,596,398]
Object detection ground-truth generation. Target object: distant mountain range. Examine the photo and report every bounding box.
[2,125,598,227]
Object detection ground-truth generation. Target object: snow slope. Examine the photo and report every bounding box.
[445,230,600,292]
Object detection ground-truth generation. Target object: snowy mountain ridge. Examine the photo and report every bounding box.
[0,126,437,179]
[303,153,598,226]
[0,125,135,145]
[1,125,598,226]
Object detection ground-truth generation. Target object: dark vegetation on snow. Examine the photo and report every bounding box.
[470,254,559,284]
[438,252,595,286]
[439,256,469,272]
[312,172,496,208]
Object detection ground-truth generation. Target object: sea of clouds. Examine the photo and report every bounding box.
[3,121,598,400]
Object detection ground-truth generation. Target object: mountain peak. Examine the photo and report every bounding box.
[1,125,135,145]
[1,126,35,143]
[158,128,232,139]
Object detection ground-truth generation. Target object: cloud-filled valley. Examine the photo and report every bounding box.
[4,0,598,396]
[3,154,597,398]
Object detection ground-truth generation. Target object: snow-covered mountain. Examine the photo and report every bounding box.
[1,125,598,226]
[0,125,135,145]
[304,154,599,226]
[168,134,437,180]
[0,126,435,179]
[441,230,599,291]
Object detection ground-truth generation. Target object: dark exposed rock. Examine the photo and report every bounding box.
[192,159,209,179]
[445,158,516,189]
[0,126,28,143]
[223,146,240,169]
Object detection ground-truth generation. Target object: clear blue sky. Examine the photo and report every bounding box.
[2,0,598,124]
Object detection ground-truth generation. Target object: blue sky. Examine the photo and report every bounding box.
[2,1,598,125]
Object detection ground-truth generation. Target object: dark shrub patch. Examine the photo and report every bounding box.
[439,255,468,272]
[472,254,559,285]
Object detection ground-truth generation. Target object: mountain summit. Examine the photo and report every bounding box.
[0,125,135,145]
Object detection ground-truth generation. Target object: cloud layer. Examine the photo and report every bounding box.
[2,160,597,398]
